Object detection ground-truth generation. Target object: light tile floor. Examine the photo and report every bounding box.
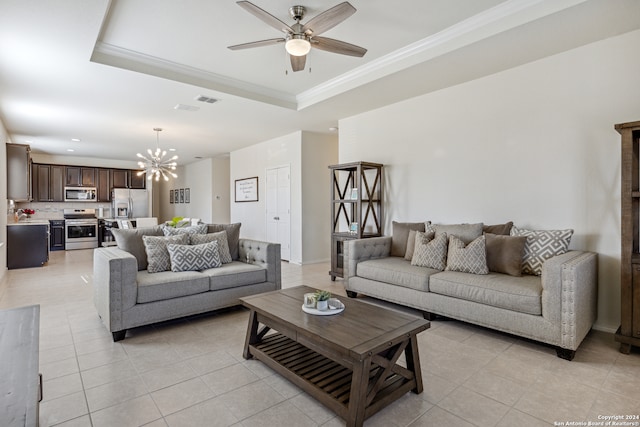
[1,250,639,426]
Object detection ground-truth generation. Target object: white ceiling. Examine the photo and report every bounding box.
[1,0,640,165]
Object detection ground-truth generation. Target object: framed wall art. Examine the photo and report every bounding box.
[235,177,258,202]
[180,188,185,203]
[169,190,174,204]
[174,189,179,204]
[185,188,190,203]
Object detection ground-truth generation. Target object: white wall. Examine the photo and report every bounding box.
[339,29,640,333]
[0,123,10,293]
[230,131,338,264]
[158,156,230,224]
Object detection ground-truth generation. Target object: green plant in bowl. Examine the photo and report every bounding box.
[314,290,331,302]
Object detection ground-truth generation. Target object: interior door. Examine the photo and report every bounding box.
[266,166,291,261]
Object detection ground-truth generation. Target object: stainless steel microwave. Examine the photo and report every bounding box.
[64,187,97,202]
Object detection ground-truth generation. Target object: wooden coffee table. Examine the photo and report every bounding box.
[240,286,430,427]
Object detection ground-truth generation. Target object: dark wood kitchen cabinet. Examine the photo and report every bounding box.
[129,170,146,189]
[66,166,95,187]
[34,163,64,202]
[111,169,129,188]
[7,224,49,269]
[7,143,32,201]
[96,168,111,202]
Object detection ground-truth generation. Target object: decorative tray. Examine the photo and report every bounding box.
[302,298,345,316]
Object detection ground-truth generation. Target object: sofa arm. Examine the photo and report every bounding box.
[344,236,392,284]
[93,247,139,333]
[541,250,598,350]
[238,238,281,290]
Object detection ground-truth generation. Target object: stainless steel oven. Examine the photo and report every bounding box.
[63,209,98,250]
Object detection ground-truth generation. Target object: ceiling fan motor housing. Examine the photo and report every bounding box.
[289,5,306,21]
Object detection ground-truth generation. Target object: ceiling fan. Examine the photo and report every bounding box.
[228,1,367,72]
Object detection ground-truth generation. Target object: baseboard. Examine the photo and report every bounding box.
[299,258,330,265]
[592,323,618,334]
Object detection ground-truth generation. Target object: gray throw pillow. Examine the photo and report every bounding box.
[510,226,573,275]
[405,230,434,261]
[143,234,189,273]
[411,231,448,270]
[111,226,164,271]
[167,241,222,272]
[483,222,514,236]
[391,221,426,257]
[190,231,232,264]
[207,223,241,260]
[433,222,483,244]
[162,224,208,237]
[484,233,527,277]
[445,235,489,275]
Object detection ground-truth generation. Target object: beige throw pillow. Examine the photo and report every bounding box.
[391,221,426,257]
[510,226,573,275]
[411,231,447,270]
[484,233,527,276]
[445,235,489,275]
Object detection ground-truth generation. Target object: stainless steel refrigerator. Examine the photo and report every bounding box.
[112,188,150,219]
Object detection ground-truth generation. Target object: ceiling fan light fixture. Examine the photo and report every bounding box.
[285,36,310,56]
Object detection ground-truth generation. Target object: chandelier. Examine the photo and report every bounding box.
[136,128,178,182]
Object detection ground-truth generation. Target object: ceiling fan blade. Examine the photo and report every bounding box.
[311,36,367,57]
[290,54,306,72]
[302,2,356,36]
[236,1,293,34]
[228,38,285,50]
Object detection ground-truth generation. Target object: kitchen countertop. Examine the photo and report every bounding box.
[7,219,50,226]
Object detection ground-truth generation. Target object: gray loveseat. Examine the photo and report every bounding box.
[93,223,281,341]
[343,223,598,360]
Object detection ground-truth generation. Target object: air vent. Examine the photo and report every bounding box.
[174,104,200,112]
[195,95,218,104]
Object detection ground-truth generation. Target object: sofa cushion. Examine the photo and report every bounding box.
[200,261,267,291]
[411,232,448,270]
[483,222,513,235]
[511,226,573,275]
[485,233,527,277]
[429,271,542,315]
[111,226,164,271]
[208,223,242,260]
[136,270,209,303]
[445,235,488,275]
[391,221,425,257]
[162,224,208,237]
[190,231,232,264]
[143,234,189,273]
[431,222,483,244]
[168,241,222,272]
[358,257,440,292]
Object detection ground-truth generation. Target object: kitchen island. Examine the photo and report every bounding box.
[7,220,49,269]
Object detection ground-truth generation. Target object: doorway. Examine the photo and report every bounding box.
[266,165,291,261]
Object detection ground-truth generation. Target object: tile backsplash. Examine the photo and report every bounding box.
[14,201,112,219]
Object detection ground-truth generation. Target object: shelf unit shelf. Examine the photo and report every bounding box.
[616,120,640,354]
[329,161,384,281]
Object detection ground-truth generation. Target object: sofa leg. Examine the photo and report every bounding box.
[112,330,126,342]
[346,290,358,298]
[556,348,575,361]
[422,311,437,321]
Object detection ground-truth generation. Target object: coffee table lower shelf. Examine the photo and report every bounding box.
[249,332,416,424]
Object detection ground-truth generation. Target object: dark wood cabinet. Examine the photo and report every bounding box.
[49,220,65,251]
[34,164,64,202]
[7,143,32,201]
[615,120,640,354]
[66,166,95,187]
[129,170,146,189]
[111,169,129,188]
[96,168,111,202]
[328,162,384,280]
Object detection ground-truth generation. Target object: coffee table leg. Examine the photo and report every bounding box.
[346,357,371,427]
[243,309,259,360]
[405,335,423,394]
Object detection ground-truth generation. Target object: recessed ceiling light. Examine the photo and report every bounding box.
[67,149,75,152]
[71,138,81,142]
[174,104,199,112]
[329,127,338,131]
[169,148,176,152]
[25,139,33,143]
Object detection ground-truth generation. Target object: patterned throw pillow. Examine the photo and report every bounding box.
[167,241,222,272]
[162,224,208,237]
[445,235,489,275]
[142,234,189,273]
[411,231,448,270]
[510,226,573,275]
[190,231,232,264]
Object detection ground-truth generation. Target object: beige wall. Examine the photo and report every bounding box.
[339,28,640,333]
[0,123,10,291]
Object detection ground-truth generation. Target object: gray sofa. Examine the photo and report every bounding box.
[344,234,597,360]
[93,225,281,341]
